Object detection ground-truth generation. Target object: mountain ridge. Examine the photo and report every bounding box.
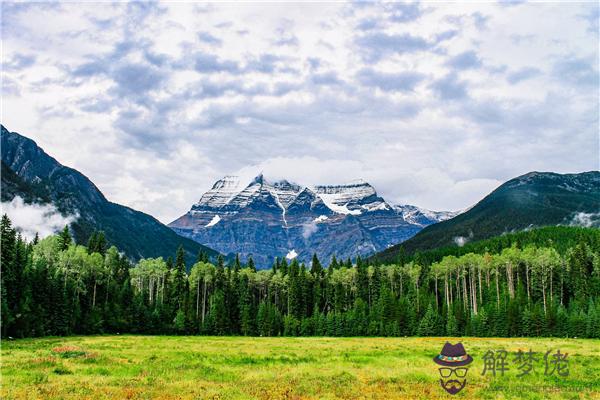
[374,170,600,262]
[169,174,456,267]
[1,125,219,265]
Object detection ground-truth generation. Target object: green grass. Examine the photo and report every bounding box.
[2,336,599,399]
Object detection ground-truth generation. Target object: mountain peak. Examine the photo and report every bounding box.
[171,173,463,267]
[251,173,265,185]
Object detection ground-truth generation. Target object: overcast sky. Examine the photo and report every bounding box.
[2,1,598,223]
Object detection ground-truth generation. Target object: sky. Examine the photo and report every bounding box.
[2,1,598,224]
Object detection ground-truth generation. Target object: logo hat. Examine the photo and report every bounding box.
[433,342,473,367]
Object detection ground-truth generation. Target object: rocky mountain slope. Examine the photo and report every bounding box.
[1,125,219,265]
[169,174,456,267]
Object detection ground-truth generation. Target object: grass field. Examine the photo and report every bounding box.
[2,336,599,399]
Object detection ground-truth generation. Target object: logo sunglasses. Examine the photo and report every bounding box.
[439,367,468,378]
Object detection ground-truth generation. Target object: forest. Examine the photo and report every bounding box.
[2,214,599,339]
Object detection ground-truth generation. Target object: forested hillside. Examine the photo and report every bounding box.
[382,226,600,266]
[1,125,218,265]
[3,214,599,339]
[376,171,600,262]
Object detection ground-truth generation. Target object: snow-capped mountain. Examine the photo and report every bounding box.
[395,204,460,227]
[169,174,457,267]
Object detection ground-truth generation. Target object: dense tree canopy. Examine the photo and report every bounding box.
[1,216,599,339]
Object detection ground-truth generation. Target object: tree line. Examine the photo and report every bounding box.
[2,215,599,338]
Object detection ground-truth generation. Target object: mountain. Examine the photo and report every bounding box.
[1,125,219,265]
[375,171,600,262]
[169,174,456,267]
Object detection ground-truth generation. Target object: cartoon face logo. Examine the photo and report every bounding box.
[433,342,473,395]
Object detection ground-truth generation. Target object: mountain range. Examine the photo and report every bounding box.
[375,170,600,262]
[1,125,218,265]
[169,174,457,267]
[2,125,598,269]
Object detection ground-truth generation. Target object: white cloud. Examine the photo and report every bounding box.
[453,231,474,247]
[1,197,78,241]
[453,236,469,247]
[302,221,319,240]
[570,212,600,228]
[2,2,597,223]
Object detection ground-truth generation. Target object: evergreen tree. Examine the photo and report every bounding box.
[446,307,459,336]
[1,215,16,337]
[329,255,338,270]
[357,261,369,303]
[311,253,322,276]
[1,223,598,340]
[239,275,254,335]
[59,226,72,251]
[247,256,256,272]
[234,254,241,271]
[417,303,438,336]
[174,248,187,300]
[87,231,107,255]
[288,260,301,318]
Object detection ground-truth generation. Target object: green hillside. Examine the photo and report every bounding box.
[376,171,600,263]
[1,125,219,265]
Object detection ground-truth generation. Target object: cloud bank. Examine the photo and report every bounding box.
[2,2,598,223]
[1,197,78,241]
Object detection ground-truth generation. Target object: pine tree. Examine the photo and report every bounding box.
[239,275,254,335]
[247,256,256,272]
[1,215,16,337]
[417,303,438,336]
[288,260,300,317]
[87,231,107,255]
[59,226,72,251]
[209,290,228,335]
[280,258,288,276]
[446,307,459,336]
[357,261,369,303]
[196,250,208,263]
[170,246,187,328]
[234,254,241,271]
[311,253,322,276]
[329,255,338,270]
[312,254,323,313]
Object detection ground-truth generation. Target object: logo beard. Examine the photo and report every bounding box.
[440,379,467,395]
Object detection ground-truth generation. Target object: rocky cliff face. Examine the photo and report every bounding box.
[169,174,456,267]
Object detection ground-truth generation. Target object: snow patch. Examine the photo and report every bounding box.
[205,215,221,227]
[272,192,288,227]
[361,202,389,212]
[317,193,362,215]
[286,249,298,260]
[314,215,328,223]
[195,176,245,208]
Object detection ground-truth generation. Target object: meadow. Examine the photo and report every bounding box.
[2,336,599,399]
